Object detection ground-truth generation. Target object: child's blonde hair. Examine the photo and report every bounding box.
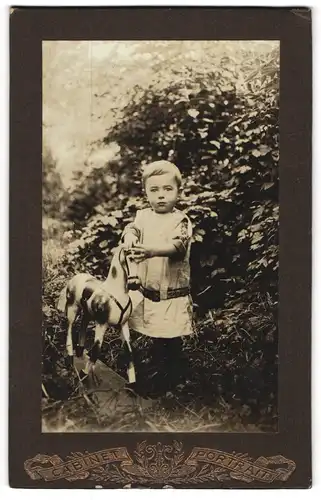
[142,160,182,188]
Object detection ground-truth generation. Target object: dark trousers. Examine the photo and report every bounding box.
[133,337,188,398]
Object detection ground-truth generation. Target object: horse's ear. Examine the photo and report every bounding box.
[111,245,122,256]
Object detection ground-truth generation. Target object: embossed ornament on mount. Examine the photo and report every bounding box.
[24,441,296,486]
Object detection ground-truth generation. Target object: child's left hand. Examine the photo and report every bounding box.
[129,244,153,263]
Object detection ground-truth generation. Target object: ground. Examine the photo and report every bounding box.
[42,353,268,433]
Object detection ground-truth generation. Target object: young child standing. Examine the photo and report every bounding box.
[121,160,194,397]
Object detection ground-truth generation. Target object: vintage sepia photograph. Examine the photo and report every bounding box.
[42,40,280,433]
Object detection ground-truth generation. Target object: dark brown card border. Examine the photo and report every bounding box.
[9,7,312,488]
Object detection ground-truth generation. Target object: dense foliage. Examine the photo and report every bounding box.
[42,42,279,430]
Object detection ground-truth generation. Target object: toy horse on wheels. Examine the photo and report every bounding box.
[57,245,140,385]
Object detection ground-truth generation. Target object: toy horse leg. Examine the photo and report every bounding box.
[81,323,106,385]
[121,322,136,384]
[76,312,90,358]
[65,303,79,367]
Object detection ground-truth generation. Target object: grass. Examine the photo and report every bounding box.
[42,222,278,434]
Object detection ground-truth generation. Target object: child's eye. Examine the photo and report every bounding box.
[164,186,173,191]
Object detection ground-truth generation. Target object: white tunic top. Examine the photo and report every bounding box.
[123,208,194,339]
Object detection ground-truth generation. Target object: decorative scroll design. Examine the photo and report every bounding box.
[24,441,296,486]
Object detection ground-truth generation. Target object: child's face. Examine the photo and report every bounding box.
[145,173,179,213]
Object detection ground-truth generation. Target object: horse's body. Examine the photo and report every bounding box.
[57,246,136,383]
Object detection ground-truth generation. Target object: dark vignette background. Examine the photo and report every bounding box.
[9,7,311,488]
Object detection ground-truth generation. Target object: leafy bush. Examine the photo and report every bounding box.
[43,43,279,427]
[42,237,76,400]
[42,145,68,220]
[66,48,279,306]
